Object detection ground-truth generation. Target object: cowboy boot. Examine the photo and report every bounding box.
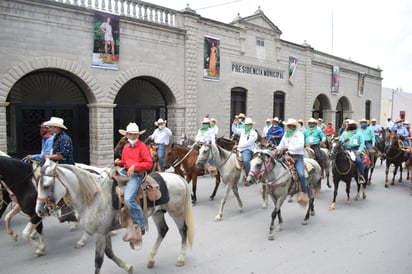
[297,192,309,207]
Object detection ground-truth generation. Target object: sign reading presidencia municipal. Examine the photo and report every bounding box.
[232,63,284,79]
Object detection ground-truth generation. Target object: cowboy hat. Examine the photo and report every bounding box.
[44,117,67,130]
[285,118,300,127]
[201,117,210,124]
[119,122,146,136]
[318,118,323,122]
[371,118,377,122]
[272,117,280,122]
[154,118,167,126]
[359,118,368,123]
[308,117,317,123]
[244,117,255,125]
[347,119,357,125]
[238,113,246,119]
[210,117,217,123]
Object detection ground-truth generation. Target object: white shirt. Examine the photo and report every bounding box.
[195,128,214,143]
[277,130,305,155]
[151,127,172,145]
[233,127,258,152]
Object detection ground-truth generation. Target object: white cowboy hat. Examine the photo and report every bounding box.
[285,118,300,127]
[272,117,280,122]
[244,117,255,125]
[119,122,146,136]
[347,119,357,125]
[371,118,377,122]
[359,118,368,123]
[44,117,67,130]
[210,117,217,123]
[154,118,167,126]
[308,117,317,123]
[238,113,246,119]
[201,117,210,124]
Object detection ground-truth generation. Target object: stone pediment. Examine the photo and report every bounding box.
[231,7,282,35]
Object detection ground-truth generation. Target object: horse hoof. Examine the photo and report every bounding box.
[147,260,155,268]
[33,249,45,258]
[390,182,395,185]
[301,220,308,225]
[209,196,215,201]
[355,196,359,201]
[214,216,222,222]
[327,184,331,189]
[176,259,185,267]
[329,204,335,211]
[268,234,275,241]
[310,210,315,216]
[385,184,389,188]
[74,242,85,249]
[126,265,133,274]
[363,194,367,199]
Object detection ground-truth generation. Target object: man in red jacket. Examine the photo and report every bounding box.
[114,122,153,235]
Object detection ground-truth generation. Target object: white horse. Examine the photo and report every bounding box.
[36,159,194,273]
[196,140,245,221]
[246,150,321,240]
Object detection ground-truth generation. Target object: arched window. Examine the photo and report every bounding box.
[273,91,285,121]
[365,100,371,120]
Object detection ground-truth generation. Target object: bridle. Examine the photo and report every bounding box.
[36,164,66,215]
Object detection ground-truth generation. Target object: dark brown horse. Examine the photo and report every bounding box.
[164,144,221,204]
[384,134,409,187]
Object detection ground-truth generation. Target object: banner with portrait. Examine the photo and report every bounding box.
[358,72,365,96]
[92,11,120,70]
[331,66,339,94]
[288,56,298,85]
[204,36,220,80]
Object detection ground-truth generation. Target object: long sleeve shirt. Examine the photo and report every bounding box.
[304,127,326,145]
[32,134,54,162]
[266,125,284,145]
[119,141,153,172]
[359,126,375,145]
[277,130,305,155]
[151,127,172,145]
[339,130,365,152]
[51,132,74,165]
[232,127,258,152]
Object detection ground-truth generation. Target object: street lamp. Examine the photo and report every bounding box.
[391,88,398,119]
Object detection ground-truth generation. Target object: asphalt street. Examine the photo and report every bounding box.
[0,163,411,274]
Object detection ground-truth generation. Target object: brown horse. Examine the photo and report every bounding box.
[384,134,409,187]
[406,155,412,194]
[164,143,221,204]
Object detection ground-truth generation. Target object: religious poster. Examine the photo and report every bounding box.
[358,72,365,96]
[92,11,120,70]
[331,66,339,94]
[288,56,298,85]
[204,36,220,80]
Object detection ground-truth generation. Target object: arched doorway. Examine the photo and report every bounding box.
[273,91,285,122]
[6,70,90,163]
[114,77,174,145]
[312,94,331,119]
[230,87,247,134]
[335,96,351,131]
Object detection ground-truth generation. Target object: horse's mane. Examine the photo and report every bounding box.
[60,164,101,206]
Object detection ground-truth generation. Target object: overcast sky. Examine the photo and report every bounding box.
[150,0,412,93]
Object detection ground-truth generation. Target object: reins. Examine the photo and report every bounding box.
[172,146,195,168]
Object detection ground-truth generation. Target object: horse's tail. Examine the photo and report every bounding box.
[182,178,194,248]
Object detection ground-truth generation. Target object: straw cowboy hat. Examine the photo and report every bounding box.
[44,117,67,130]
[118,122,146,136]
[210,117,217,123]
[285,118,300,127]
[308,117,317,123]
[371,118,377,122]
[272,117,280,122]
[154,118,167,126]
[244,117,255,125]
[238,113,246,119]
[347,119,357,125]
[201,117,210,124]
[359,118,368,123]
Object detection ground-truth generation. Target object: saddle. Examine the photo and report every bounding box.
[283,156,315,194]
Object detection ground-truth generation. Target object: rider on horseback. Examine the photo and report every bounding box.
[358,118,377,167]
[339,120,366,183]
[275,118,308,207]
[304,117,326,170]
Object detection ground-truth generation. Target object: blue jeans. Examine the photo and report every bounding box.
[156,143,166,171]
[365,141,374,151]
[241,149,253,175]
[121,169,145,231]
[294,155,307,193]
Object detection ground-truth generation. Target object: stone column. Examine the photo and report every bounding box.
[0,102,9,152]
[88,103,116,166]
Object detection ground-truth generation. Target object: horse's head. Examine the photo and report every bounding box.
[195,141,211,169]
[246,150,272,184]
[36,159,66,217]
[149,144,159,162]
[328,138,342,160]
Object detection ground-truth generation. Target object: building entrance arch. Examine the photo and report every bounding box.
[312,94,332,120]
[6,70,90,163]
[114,76,175,144]
[335,96,352,132]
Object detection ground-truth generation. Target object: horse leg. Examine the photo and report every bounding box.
[5,203,21,241]
[385,163,390,187]
[75,232,89,249]
[231,183,243,213]
[302,197,314,225]
[103,234,133,273]
[191,175,198,205]
[209,174,221,200]
[147,213,169,268]
[261,183,268,209]
[345,180,351,205]
[0,188,11,220]
[268,207,278,241]
[398,165,403,183]
[392,165,398,185]
[355,182,361,201]
[215,184,232,221]
[22,216,46,257]
[329,180,339,210]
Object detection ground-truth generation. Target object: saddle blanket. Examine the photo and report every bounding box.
[140,172,170,207]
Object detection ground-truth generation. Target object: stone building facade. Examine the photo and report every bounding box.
[0,0,382,166]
